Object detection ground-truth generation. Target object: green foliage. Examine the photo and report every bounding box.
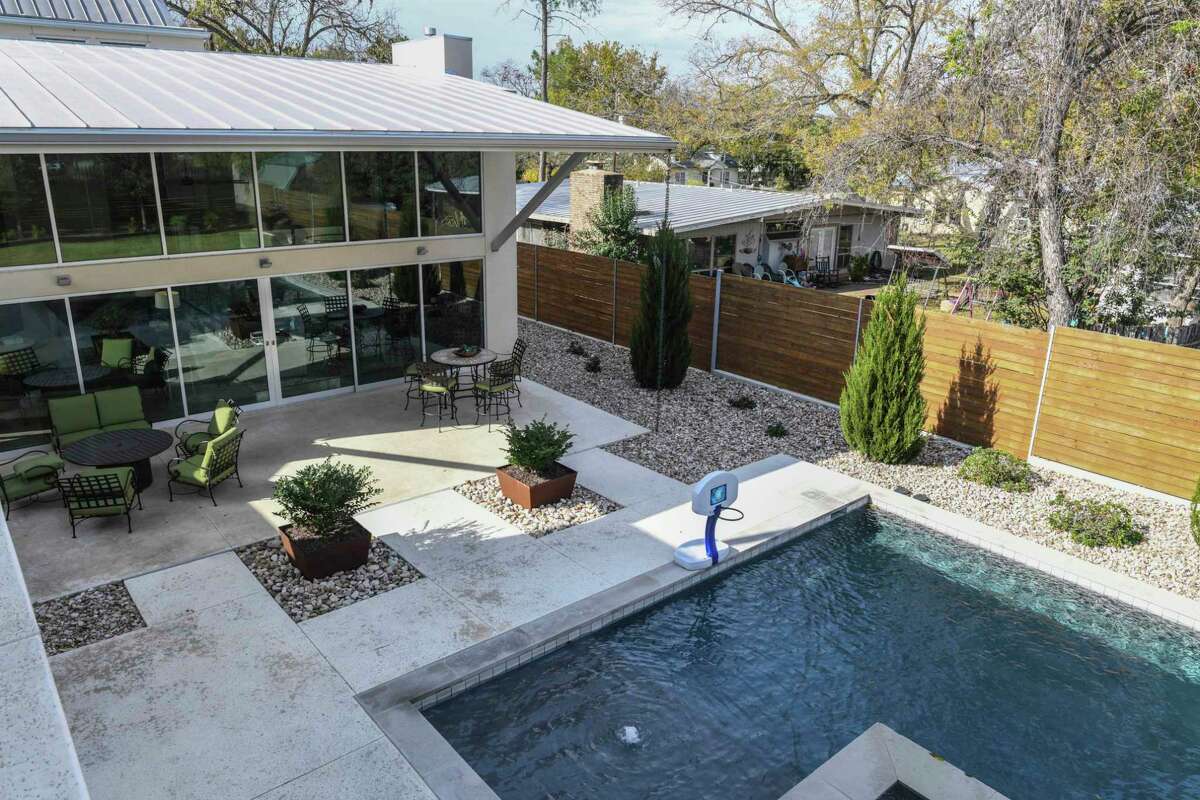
[629,225,694,389]
[584,355,601,373]
[728,395,757,410]
[272,458,382,537]
[957,448,1034,492]
[978,235,1048,329]
[766,422,788,438]
[849,254,869,282]
[839,275,927,463]
[541,38,667,123]
[503,418,575,476]
[573,185,641,261]
[1191,475,1200,548]
[1048,493,1144,548]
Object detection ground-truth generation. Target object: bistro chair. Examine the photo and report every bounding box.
[323,294,348,317]
[58,467,142,537]
[298,304,339,364]
[0,450,64,519]
[417,364,456,430]
[167,427,245,506]
[473,359,517,428]
[99,337,135,371]
[494,337,528,407]
[173,399,242,457]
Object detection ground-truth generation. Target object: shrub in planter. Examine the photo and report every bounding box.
[958,448,1034,492]
[273,458,383,579]
[766,422,788,438]
[497,418,577,509]
[1048,492,1144,548]
[728,395,757,410]
[1192,475,1200,548]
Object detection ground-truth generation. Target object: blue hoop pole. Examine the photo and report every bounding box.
[704,512,720,565]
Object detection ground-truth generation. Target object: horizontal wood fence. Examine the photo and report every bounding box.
[517,243,1198,499]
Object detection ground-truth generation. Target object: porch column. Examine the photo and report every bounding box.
[482,151,518,353]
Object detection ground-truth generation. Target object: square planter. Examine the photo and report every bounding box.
[278,520,371,580]
[496,463,578,510]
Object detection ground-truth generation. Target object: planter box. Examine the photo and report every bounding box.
[496,463,578,510]
[278,520,370,580]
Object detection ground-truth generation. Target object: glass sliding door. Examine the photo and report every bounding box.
[173,280,271,412]
[67,290,184,422]
[0,299,75,450]
[349,266,421,385]
[268,272,354,398]
[421,260,483,356]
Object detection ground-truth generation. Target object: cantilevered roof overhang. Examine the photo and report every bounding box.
[0,39,678,151]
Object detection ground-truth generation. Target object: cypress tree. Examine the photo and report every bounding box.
[839,274,927,463]
[630,225,693,389]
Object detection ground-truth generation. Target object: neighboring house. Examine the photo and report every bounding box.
[654,148,741,187]
[0,29,672,452]
[899,161,1025,244]
[0,0,210,49]
[516,171,917,273]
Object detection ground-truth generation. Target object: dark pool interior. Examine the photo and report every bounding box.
[426,508,1200,799]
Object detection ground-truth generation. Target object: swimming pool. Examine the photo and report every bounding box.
[425,508,1200,799]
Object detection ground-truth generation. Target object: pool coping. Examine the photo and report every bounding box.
[358,465,1200,800]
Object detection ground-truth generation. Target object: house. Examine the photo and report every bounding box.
[516,167,918,274]
[0,0,210,49]
[653,148,741,187]
[0,29,673,452]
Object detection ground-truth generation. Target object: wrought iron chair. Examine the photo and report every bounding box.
[473,359,517,428]
[58,467,141,537]
[173,398,242,457]
[167,427,245,506]
[298,304,338,364]
[0,450,64,519]
[416,363,456,430]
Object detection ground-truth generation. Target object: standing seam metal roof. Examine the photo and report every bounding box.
[0,0,178,27]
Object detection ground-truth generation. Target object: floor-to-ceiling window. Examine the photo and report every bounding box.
[418,152,482,236]
[349,266,421,385]
[344,152,418,241]
[257,152,345,247]
[157,152,260,255]
[67,290,184,422]
[46,153,162,262]
[0,299,75,450]
[421,260,483,356]
[173,279,270,411]
[0,155,56,268]
[269,272,354,397]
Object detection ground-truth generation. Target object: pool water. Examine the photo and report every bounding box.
[426,509,1200,799]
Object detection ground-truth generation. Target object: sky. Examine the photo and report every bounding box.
[388,0,760,77]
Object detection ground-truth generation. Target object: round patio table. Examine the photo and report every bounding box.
[24,365,110,390]
[430,347,496,406]
[62,428,174,492]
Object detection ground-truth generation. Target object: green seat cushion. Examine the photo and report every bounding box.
[99,338,133,369]
[58,428,101,448]
[49,395,100,437]
[102,420,152,433]
[13,453,64,480]
[67,467,134,516]
[169,458,208,487]
[420,381,449,394]
[95,386,145,427]
[474,380,514,393]
[2,472,53,503]
[180,431,211,456]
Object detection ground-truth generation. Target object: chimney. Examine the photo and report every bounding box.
[570,160,624,238]
[391,29,473,78]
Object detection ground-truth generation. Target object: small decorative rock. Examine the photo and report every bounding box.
[455,476,620,538]
[236,539,421,623]
[35,581,145,656]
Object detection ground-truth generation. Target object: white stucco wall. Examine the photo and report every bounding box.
[481,150,517,353]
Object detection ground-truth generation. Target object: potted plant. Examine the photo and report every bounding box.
[496,419,577,509]
[272,457,382,580]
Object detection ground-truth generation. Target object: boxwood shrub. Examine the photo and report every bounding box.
[1191,476,1200,548]
[1048,492,1144,548]
[957,448,1034,493]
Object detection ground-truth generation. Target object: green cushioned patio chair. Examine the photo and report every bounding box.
[173,399,242,458]
[1,450,65,519]
[48,394,101,451]
[99,338,134,370]
[473,360,517,428]
[166,427,244,506]
[58,467,141,537]
[95,386,149,431]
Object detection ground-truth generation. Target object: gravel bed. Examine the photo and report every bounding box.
[518,319,1200,601]
[454,476,621,538]
[236,538,422,623]
[34,581,146,656]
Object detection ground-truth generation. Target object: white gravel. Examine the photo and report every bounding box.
[236,538,422,623]
[34,581,146,656]
[454,475,620,538]
[519,319,1200,601]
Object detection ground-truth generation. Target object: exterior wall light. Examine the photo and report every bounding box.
[259,257,272,269]
[55,275,71,287]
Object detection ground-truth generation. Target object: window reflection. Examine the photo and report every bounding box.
[349,267,421,385]
[345,152,418,242]
[418,152,482,236]
[0,155,55,267]
[269,271,354,397]
[0,300,74,450]
[173,280,270,410]
[257,152,345,247]
[422,260,483,355]
[46,153,162,262]
[157,152,259,255]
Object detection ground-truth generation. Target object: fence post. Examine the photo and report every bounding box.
[1027,323,1057,459]
[853,296,865,361]
[611,257,618,344]
[533,244,540,321]
[710,270,723,372]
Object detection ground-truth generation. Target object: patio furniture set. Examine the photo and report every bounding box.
[730,255,841,288]
[406,338,528,430]
[0,389,245,535]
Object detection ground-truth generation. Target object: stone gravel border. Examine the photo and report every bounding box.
[453,476,621,538]
[518,318,1200,601]
[236,538,422,623]
[34,581,146,657]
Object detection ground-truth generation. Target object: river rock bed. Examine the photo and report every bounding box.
[455,476,620,538]
[35,581,146,656]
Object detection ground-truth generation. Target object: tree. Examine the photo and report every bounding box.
[630,226,693,389]
[572,185,640,261]
[839,275,927,463]
[541,39,667,124]
[167,0,400,58]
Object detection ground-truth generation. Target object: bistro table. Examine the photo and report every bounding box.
[430,347,496,408]
[62,428,174,492]
[23,365,111,391]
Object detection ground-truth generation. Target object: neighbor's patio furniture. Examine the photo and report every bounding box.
[62,427,173,492]
[166,427,245,506]
[47,386,149,451]
[474,359,517,427]
[173,399,242,457]
[0,450,64,519]
[811,256,836,286]
[58,466,142,537]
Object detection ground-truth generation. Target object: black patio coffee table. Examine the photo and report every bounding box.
[62,428,174,492]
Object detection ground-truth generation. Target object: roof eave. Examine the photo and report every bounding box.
[0,15,210,39]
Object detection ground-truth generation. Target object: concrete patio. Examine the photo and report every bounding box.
[8,378,644,602]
